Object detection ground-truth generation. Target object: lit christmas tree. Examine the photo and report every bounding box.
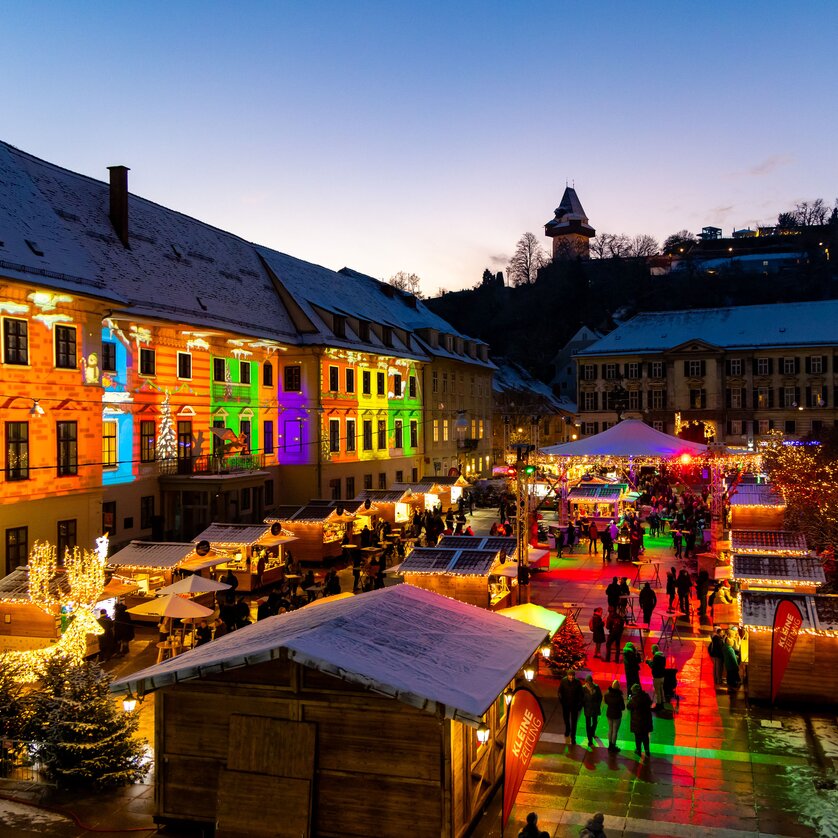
[30,656,148,789]
[156,391,177,461]
[545,617,588,675]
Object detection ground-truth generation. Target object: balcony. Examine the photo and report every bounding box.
[158,453,266,476]
[211,381,253,403]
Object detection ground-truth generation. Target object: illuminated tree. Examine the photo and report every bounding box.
[156,392,177,460]
[545,618,587,675]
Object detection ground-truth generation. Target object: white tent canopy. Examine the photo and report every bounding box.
[542,419,707,458]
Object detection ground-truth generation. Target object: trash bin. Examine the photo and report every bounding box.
[617,541,632,562]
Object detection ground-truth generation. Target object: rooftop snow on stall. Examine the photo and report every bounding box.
[732,554,826,585]
[729,484,786,507]
[353,489,411,504]
[111,585,546,725]
[568,483,628,501]
[739,592,817,629]
[730,530,808,555]
[438,536,517,557]
[192,524,277,546]
[108,541,197,570]
[400,547,500,576]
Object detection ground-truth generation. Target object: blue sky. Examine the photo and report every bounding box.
[2,1,836,293]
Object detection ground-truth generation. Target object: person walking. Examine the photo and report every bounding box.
[709,628,726,685]
[112,602,134,657]
[566,521,576,553]
[603,680,625,752]
[558,669,584,745]
[627,683,653,758]
[676,569,693,615]
[97,609,115,662]
[605,577,621,611]
[581,675,603,748]
[696,569,710,617]
[638,581,657,626]
[589,607,606,658]
[604,609,624,663]
[518,812,549,838]
[600,525,613,563]
[622,641,642,692]
[588,521,599,555]
[646,644,667,710]
[666,566,677,612]
[672,527,683,559]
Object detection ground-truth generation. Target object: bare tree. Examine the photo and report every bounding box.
[663,230,696,254]
[794,199,829,226]
[628,234,659,257]
[388,271,424,298]
[589,233,614,259]
[607,234,631,258]
[507,233,548,285]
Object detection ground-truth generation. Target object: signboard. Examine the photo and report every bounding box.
[502,687,544,828]
[771,599,804,703]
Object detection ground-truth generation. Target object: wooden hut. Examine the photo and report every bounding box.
[729,483,786,531]
[567,482,629,530]
[393,474,469,513]
[265,502,362,567]
[111,585,547,838]
[729,530,808,556]
[732,554,826,594]
[740,591,838,705]
[353,489,413,530]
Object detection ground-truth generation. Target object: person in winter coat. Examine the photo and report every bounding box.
[672,528,683,559]
[605,577,621,610]
[588,521,599,555]
[696,569,711,617]
[722,638,741,688]
[518,812,549,838]
[566,521,576,552]
[558,669,584,745]
[676,569,693,615]
[581,675,603,748]
[638,582,657,626]
[112,603,134,657]
[589,607,606,658]
[604,609,624,663]
[603,680,625,752]
[627,683,653,757]
[600,526,613,563]
[579,812,607,838]
[622,641,641,692]
[666,567,677,611]
[645,644,667,709]
[709,628,726,685]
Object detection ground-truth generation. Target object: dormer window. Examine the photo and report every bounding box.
[445,335,454,352]
[455,337,464,355]
[381,327,393,348]
[358,321,370,342]
[333,315,346,338]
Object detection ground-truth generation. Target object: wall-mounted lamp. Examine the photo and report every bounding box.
[29,400,45,417]
[122,691,138,713]
[476,723,490,745]
[522,663,536,682]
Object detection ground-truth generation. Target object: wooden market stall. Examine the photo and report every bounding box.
[191,523,299,592]
[740,591,838,705]
[111,585,547,838]
[567,482,629,531]
[730,530,809,556]
[393,474,469,514]
[438,535,516,559]
[352,489,413,530]
[108,542,203,609]
[731,554,826,594]
[728,483,786,531]
[400,546,519,610]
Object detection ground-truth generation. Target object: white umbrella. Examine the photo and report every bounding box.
[127,594,214,619]
[497,564,520,578]
[156,576,231,595]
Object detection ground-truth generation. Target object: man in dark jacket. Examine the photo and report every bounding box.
[599,526,613,563]
[622,641,641,692]
[558,669,584,745]
[638,582,657,626]
[604,609,624,663]
[676,569,693,615]
[645,644,667,709]
[696,569,711,617]
[581,675,603,748]
[709,628,726,685]
[627,683,653,757]
[603,680,625,752]
[605,577,621,610]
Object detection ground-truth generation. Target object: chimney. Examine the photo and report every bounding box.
[107,165,130,247]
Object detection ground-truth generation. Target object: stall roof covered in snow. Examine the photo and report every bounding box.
[438,536,517,557]
[111,585,546,724]
[732,555,826,585]
[353,489,412,504]
[401,547,500,576]
[575,301,838,356]
[0,566,71,601]
[740,592,817,630]
[730,530,808,554]
[108,541,196,569]
[192,524,275,546]
[568,483,628,501]
[392,475,468,493]
[729,484,785,507]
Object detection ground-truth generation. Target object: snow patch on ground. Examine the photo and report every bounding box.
[0,797,70,828]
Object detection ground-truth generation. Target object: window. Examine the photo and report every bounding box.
[362,420,373,451]
[729,358,742,376]
[758,419,770,435]
[432,371,438,393]
[177,421,193,461]
[346,419,356,452]
[730,420,742,435]
[362,370,371,395]
[650,390,665,410]
[443,420,449,442]
[381,327,393,347]
[395,470,403,483]
[177,352,192,379]
[333,315,346,338]
[583,422,597,435]
[239,420,251,452]
[345,476,355,499]
[393,374,402,397]
[583,391,597,411]
[264,479,275,506]
[604,364,618,380]
[213,358,225,382]
[377,419,387,449]
[57,421,78,476]
[284,420,303,453]
[626,363,639,379]
[756,358,769,376]
[479,419,484,438]
[55,325,77,369]
[102,420,118,468]
[5,422,28,481]
[378,472,387,489]
[689,389,706,409]
[284,365,301,392]
[730,388,743,409]
[757,387,770,409]
[784,419,796,435]
[433,419,439,442]
[57,519,77,559]
[139,348,156,376]
[263,362,273,387]
[102,501,116,535]
[377,372,385,396]
[240,361,251,385]
[5,527,27,575]
[581,364,597,381]
[394,420,403,449]
[140,497,154,530]
[328,366,339,392]
[329,419,340,453]
[782,357,796,375]
[363,473,373,490]
[241,488,252,510]
[810,356,824,374]
[410,420,418,448]
[442,373,448,393]
[412,467,418,482]
[140,420,156,462]
[628,390,640,410]
[687,360,703,377]
[783,386,796,408]
[652,421,664,432]
[264,420,274,455]
[101,341,117,372]
[409,376,417,398]
[345,368,355,393]
[3,319,28,365]
[650,361,664,379]
[358,321,370,342]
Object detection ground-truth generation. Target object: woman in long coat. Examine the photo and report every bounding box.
[627,683,653,757]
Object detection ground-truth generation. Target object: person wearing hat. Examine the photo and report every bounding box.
[579,812,607,838]
[518,811,549,838]
[627,683,653,757]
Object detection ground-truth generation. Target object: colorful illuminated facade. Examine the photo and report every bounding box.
[0,139,494,571]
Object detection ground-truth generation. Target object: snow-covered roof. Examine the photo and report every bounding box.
[732,554,826,585]
[568,483,628,501]
[438,536,517,557]
[739,592,817,629]
[192,524,273,546]
[542,419,707,458]
[730,530,809,555]
[544,187,595,235]
[1,142,299,342]
[492,360,569,412]
[576,301,838,356]
[108,541,196,569]
[110,585,546,725]
[353,489,411,504]
[729,484,785,508]
[0,566,71,601]
[401,547,500,576]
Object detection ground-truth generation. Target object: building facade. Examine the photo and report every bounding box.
[573,302,838,445]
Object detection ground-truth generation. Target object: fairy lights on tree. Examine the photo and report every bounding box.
[156,391,177,460]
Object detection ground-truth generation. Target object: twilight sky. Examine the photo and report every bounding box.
[2,1,836,295]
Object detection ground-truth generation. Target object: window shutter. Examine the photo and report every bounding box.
[683,360,689,376]
[806,386,812,407]
[726,420,732,435]
[822,386,828,407]
[822,355,828,373]
[700,360,706,376]
[767,358,773,374]
[769,389,774,408]
[805,357,812,374]
[593,422,599,434]
[701,389,707,408]
[769,419,774,430]
[794,357,801,374]
[794,387,801,406]
[725,359,731,375]
[725,389,731,408]
[751,358,758,375]
[752,388,758,409]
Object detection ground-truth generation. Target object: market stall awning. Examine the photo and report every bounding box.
[496,603,566,637]
[177,554,230,573]
[156,576,231,595]
[109,541,197,570]
[127,594,214,619]
[400,547,500,576]
[568,483,628,502]
[111,585,547,726]
[541,419,707,458]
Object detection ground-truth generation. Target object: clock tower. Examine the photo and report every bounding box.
[544,187,595,260]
